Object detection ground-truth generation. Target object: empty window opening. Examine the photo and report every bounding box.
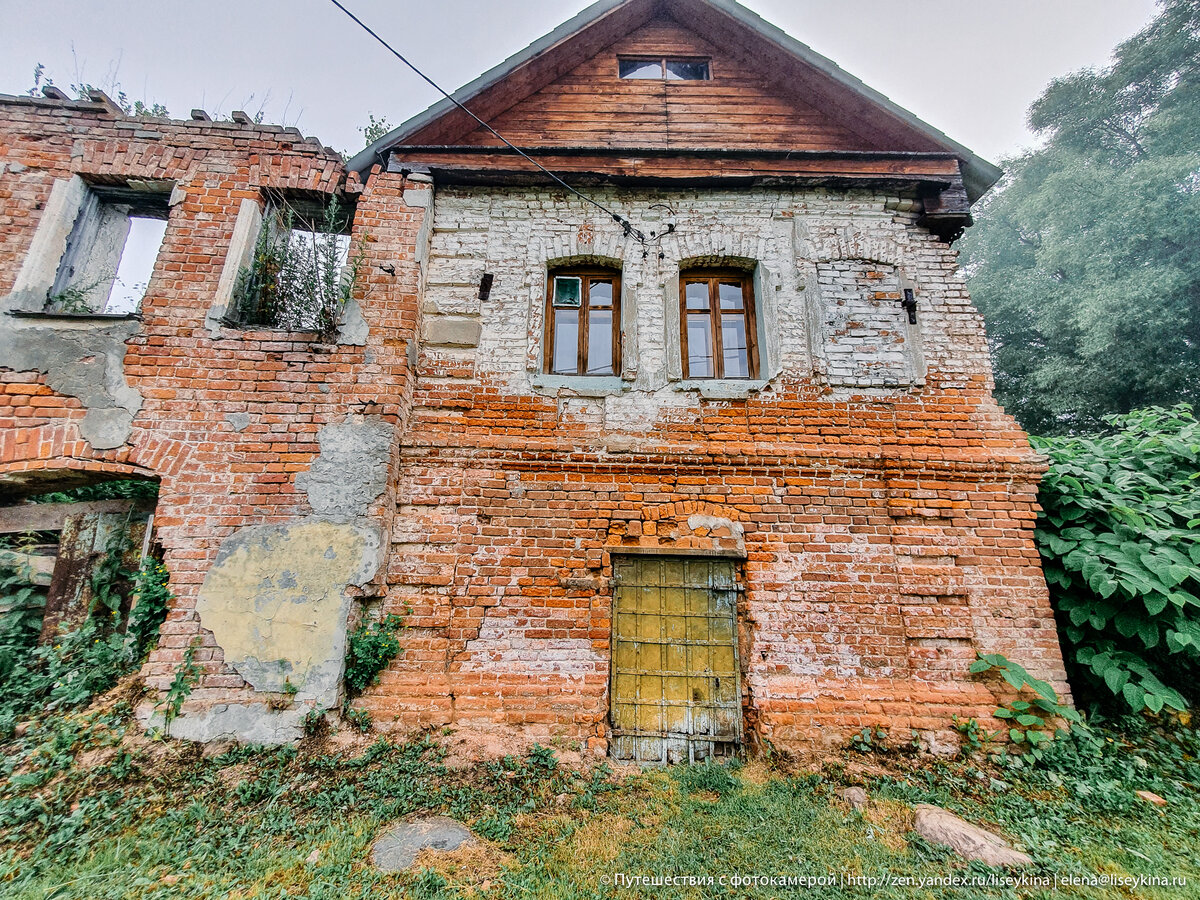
[545,268,621,376]
[619,57,710,81]
[680,269,758,379]
[231,196,357,336]
[47,185,170,315]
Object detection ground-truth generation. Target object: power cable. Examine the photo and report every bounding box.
[326,0,649,243]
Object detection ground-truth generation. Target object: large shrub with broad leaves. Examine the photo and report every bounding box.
[1034,405,1200,714]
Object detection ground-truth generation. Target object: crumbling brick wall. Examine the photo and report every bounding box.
[0,94,428,741]
[355,185,1067,754]
[0,96,1068,753]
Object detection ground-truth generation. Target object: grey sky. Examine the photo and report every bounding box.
[0,1,1159,162]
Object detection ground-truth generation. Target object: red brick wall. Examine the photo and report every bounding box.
[0,95,1069,753]
[0,95,425,708]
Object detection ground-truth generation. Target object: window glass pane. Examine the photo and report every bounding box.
[589,279,613,307]
[553,275,582,307]
[721,314,749,378]
[552,308,579,374]
[718,281,744,310]
[619,59,662,79]
[684,281,709,310]
[103,216,167,314]
[687,313,713,377]
[588,308,614,374]
[665,60,709,81]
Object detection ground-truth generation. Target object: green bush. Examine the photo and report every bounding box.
[0,542,173,734]
[1034,405,1200,715]
[343,614,404,696]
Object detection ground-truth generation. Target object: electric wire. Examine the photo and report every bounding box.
[327,0,649,243]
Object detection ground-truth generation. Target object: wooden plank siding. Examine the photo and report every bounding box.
[457,18,879,152]
[389,148,966,192]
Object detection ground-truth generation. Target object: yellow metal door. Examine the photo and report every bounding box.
[610,555,742,764]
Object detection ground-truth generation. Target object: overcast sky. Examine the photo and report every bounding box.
[0,0,1158,162]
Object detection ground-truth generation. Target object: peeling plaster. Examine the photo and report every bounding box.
[148,702,309,745]
[225,412,251,433]
[0,319,142,449]
[178,416,396,744]
[296,418,395,520]
[195,520,383,712]
[336,298,369,345]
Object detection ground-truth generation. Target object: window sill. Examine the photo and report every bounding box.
[530,374,629,397]
[218,318,334,342]
[674,378,769,399]
[8,310,142,322]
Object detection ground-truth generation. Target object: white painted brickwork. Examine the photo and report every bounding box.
[817,261,919,387]
[418,186,993,415]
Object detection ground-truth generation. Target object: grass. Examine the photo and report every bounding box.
[0,687,1198,899]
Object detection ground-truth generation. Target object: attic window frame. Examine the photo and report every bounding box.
[617,56,712,81]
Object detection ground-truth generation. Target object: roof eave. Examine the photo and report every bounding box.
[346,0,629,174]
[347,0,1003,201]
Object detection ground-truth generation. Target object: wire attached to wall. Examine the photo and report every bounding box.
[326,0,655,245]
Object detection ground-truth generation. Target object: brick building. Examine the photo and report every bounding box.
[0,0,1070,758]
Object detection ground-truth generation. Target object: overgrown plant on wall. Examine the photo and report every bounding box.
[343,613,404,697]
[0,537,172,739]
[232,196,363,341]
[1034,405,1200,715]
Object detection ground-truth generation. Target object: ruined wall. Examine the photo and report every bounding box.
[356,185,1067,753]
[0,95,428,741]
[0,96,1068,752]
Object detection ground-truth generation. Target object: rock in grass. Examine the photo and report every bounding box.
[840,787,868,810]
[1135,790,1167,807]
[371,816,477,872]
[912,804,1032,867]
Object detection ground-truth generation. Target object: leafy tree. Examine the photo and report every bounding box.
[1035,405,1200,715]
[959,0,1200,434]
[359,113,393,145]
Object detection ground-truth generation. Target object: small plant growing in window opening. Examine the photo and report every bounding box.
[43,275,112,315]
[232,196,363,341]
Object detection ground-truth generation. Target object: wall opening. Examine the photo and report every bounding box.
[609,554,743,764]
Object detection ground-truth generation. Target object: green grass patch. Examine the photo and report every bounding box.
[0,698,1197,898]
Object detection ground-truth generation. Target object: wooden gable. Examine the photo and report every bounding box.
[355,0,1000,226]
[454,16,881,152]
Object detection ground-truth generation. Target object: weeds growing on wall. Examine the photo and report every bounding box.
[232,196,363,341]
[0,536,172,740]
[1034,404,1200,715]
[343,614,404,697]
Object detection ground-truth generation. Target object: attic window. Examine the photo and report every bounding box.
[619,57,710,81]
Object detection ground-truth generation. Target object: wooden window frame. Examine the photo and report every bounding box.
[617,56,712,81]
[544,267,622,376]
[679,268,759,380]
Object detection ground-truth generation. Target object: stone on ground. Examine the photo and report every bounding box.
[839,786,868,810]
[912,804,1032,867]
[371,816,477,872]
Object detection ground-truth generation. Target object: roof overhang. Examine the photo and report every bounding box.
[347,0,1001,203]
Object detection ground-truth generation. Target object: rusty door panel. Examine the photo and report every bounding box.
[610,555,742,764]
